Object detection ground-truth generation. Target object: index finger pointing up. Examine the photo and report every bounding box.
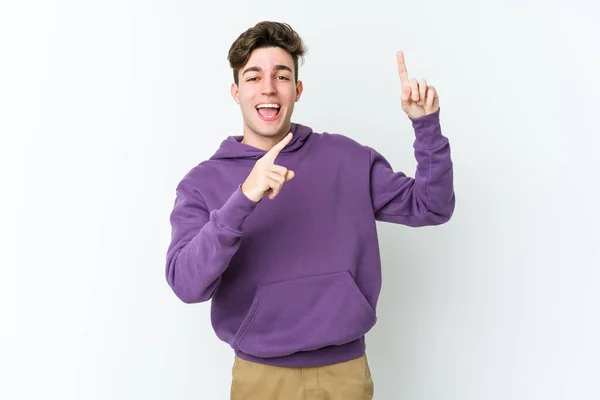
[263,132,293,162]
[397,51,409,88]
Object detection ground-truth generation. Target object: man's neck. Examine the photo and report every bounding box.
[241,125,291,151]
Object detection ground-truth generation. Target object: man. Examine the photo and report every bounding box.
[165,21,455,400]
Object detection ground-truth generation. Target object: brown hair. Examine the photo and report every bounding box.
[228,21,307,85]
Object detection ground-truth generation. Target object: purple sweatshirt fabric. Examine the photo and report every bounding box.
[165,108,455,367]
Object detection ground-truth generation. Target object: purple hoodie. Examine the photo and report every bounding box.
[166,108,454,367]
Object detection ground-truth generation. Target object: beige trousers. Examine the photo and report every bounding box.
[230,354,374,400]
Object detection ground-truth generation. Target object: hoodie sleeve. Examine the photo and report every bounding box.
[165,185,257,303]
[368,108,455,226]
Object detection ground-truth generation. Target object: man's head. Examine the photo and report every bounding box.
[228,22,306,145]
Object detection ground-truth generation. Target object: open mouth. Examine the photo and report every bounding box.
[256,103,281,121]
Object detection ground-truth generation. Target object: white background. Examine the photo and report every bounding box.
[2,0,599,399]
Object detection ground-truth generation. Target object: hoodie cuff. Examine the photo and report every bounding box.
[213,185,258,233]
[410,108,447,150]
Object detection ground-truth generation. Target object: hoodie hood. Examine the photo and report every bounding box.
[210,123,313,161]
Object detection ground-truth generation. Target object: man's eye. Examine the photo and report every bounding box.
[247,77,258,82]
[277,76,290,80]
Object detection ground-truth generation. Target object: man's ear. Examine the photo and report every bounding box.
[231,83,240,104]
[295,80,304,102]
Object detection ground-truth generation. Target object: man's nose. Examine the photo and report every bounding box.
[261,77,276,95]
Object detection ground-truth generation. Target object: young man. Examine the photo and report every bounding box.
[165,21,455,400]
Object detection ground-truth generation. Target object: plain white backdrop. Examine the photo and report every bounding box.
[2,0,599,399]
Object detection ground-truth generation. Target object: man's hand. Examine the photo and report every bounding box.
[397,51,440,119]
[241,133,295,202]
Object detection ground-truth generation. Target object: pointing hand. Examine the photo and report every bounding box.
[241,133,295,202]
[397,51,440,119]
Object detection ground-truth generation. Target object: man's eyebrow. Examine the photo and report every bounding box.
[242,65,293,76]
[274,65,293,73]
[242,66,261,76]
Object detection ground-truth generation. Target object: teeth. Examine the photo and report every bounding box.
[256,104,280,109]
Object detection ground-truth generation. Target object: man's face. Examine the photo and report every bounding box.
[231,46,303,140]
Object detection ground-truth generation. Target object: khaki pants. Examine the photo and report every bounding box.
[230,354,374,400]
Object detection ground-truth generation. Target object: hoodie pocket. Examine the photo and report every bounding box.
[233,270,377,358]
